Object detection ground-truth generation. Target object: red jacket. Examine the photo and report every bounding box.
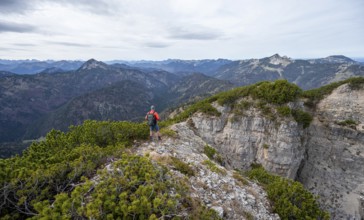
[145,110,160,121]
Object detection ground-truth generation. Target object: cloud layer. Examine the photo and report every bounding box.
[0,0,363,60]
[0,20,36,33]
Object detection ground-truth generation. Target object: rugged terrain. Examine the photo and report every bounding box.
[135,123,280,219]
[185,80,364,219]
[1,79,363,219]
[2,54,363,147]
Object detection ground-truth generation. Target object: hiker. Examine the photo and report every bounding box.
[145,105,161,141]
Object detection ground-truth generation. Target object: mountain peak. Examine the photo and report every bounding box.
[268,54,291,66]
[79,59,108,71]
[324,55,355,63]
[307,55,357,65]
[270,53,281,58]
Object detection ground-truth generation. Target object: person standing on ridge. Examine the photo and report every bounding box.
[145,105,161,141]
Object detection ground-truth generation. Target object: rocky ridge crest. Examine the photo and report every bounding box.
[132,122,279,219]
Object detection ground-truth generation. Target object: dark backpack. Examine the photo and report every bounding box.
[147,112,156,126]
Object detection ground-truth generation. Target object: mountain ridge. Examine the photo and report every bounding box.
[4,78,362,219]
[1,55,364,153]
[214,54,364,89]
[2,54,360,76]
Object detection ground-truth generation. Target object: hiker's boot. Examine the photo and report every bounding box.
[158,136,162,141]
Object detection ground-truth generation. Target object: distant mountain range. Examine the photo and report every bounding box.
[213,54,364,89]
[1,55,363,77]
[1,54,364,157]
[108,59,233,76]
[0,59,84,74]
[0,59,233,146]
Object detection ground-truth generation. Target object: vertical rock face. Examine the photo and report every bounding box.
[298,84,364,219]
[191,103,305,179]
[189,83,364,218]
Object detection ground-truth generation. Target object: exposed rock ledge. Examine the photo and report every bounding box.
[134,122,279,220]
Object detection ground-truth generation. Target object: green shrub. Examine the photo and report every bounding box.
[165,100,221,126]
[204,145,217,160]
[0,120,148,219]
[268,179,329,220]
[251,80,302,105]
[160,128,177,138]
[336,119,358,129]
[68,120,149,147]
[202,160,226,175]
[336,119,357,126]
[204,145,223,165]
[33,154,209,219]
[215,85,254,106]
[302,77,364,106]
[214,80,301,107]
[292,109,313,128]
[247,165,279,186]
[217,88,242,106]
[170,157,195,177]
[247,167,329,220]
[277,106,291,117]
[348,77,364,90]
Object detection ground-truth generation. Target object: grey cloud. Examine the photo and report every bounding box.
[168,26,223,40]
[0,0,33,14]
[13,43,36,47]
[0,20,36,33]
[52,0,117,15]
[0,0,118,15]
[0,47,31,51]
[0,47,11,51]
[144,42,170,48]
[47,41,91,47]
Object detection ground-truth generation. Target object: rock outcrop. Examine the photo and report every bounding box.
[185,83,364,219]
[191,102,305,179]
[298,84,364,219]
[134,122,279,220]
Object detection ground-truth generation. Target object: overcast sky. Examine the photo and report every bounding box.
[0,0,363,61]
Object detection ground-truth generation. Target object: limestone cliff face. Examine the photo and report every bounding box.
[191,102,305,179]
[188,84,364,219]
[298,84,364,219]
